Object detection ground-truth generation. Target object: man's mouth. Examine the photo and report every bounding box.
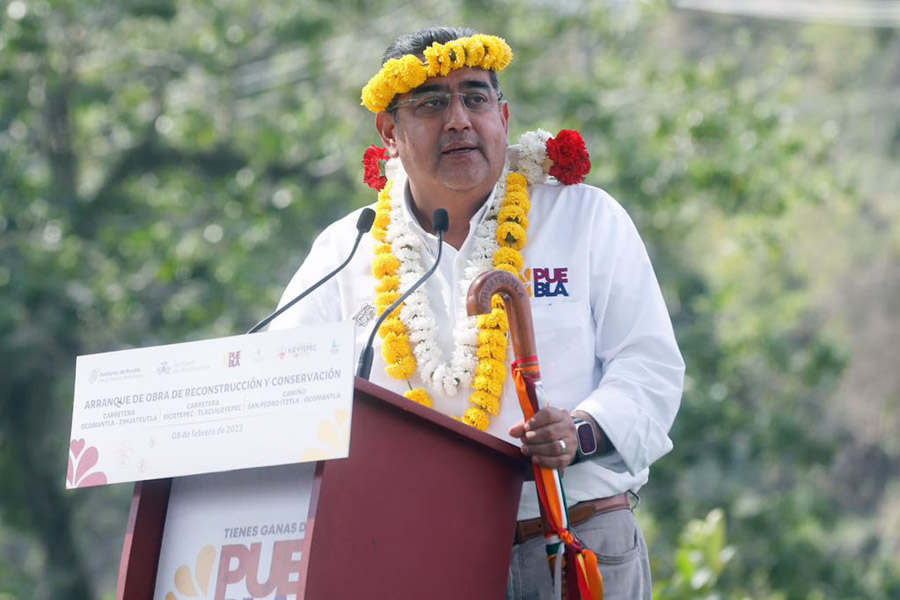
[441,143,478,155]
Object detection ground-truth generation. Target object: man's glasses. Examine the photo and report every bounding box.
[391,90,504,118]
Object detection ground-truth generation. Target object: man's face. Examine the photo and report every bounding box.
[377,67,510,207]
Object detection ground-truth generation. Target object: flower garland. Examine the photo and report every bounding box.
[361,34,514,113]
[365,129,590,431]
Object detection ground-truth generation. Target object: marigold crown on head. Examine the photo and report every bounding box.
[361,34,513,113]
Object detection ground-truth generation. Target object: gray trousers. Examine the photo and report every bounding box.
[506,508,652,600]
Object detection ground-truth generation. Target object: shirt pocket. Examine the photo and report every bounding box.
[530,299,596,409]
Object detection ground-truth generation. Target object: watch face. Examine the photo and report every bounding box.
[575,421,598,455]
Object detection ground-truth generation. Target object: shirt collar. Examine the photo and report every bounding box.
[400,179,498,245]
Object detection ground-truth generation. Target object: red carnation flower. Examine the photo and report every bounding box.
[546,130,591,185]
[363,145,388,190]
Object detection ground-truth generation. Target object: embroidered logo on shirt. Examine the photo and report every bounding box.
[354,303,376,327]
[525,267,570,298]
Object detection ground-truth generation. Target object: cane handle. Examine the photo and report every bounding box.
[466,270,537,363]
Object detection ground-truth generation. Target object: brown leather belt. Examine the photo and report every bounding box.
[514,493,631,544]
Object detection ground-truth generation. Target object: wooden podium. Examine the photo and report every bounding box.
[117,378,529,599]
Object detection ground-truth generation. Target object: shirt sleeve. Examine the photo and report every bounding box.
[576,200,685,476]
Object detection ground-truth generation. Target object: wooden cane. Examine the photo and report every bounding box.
[466,269,603,600]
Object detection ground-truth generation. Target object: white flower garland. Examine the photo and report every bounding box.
[516,129,553,185]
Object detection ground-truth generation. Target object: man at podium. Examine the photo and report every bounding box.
[272,26,684,600]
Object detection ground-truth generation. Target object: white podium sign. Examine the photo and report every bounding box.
[153,463,315,600]
[66,323,354,488]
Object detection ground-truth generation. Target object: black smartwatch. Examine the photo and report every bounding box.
[573,417,600,462]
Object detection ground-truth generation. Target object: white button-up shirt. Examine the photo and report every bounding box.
[272,170,684,520]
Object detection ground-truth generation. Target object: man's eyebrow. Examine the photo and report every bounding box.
[410,80,493,95]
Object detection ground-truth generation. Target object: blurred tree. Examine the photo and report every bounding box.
[651,509,735,599]
[480,2,900,597]
[1,1,375,597]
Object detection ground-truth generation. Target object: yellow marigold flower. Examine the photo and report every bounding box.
[372,210,391,244]
[478,327,507,347]
[378,315,406,339]
[362,58,422,112]
[464,37,486,67]
[476,306,500,330]
[506,179,528,194]
[463,407,490,432]
[477,307,509,333]
[507,172,528,189]
[477,35,500,70]
[373,253,400,278]
[424,42,452,77]
[477,339,508,361]
[473,373,504,397]
[377,184,392,204]
[381,332,412,364]
[375,185,392,211]
[372,213,391,240]
[375,291,401,313]
[505,199,531,215]
[478,35,513,71]
[493,247,524,272]
[488,36,514,70]
[469,390,500,416]
[361,83,393,114]
[504,187,529,203]
[423,45,442,77]
[491,294,506,311]
[374,243,392,255]
[476,358,507,384]
[397,54,427,89]
[498,205,529,231]
[385,354,417,380]
[380,61,404,91]
[360,87,377,111]
[404,388,434,408]
[497,222,527,250]
[376,274,400,294]
[446,40,467,70]
[503,189,531,213]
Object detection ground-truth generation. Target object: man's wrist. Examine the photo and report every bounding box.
[571,410,611,464]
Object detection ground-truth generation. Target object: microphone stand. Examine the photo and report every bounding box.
[247,208,375,334]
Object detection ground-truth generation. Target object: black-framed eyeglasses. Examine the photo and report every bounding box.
[391,90,504,118]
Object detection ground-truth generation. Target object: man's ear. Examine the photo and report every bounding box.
[376,112,399,158]
[501,101,510,136]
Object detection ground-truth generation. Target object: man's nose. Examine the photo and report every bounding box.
[443,93,473,131]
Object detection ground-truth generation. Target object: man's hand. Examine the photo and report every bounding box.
[508,407,577,469]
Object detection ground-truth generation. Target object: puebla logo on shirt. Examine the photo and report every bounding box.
[524,266,570,298]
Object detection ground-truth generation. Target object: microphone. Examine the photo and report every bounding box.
[357,208,449,379]
[247,208,376,334]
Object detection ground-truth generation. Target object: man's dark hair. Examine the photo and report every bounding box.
[382,26,502,112]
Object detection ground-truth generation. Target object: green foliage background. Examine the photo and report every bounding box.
[2,0,899,598]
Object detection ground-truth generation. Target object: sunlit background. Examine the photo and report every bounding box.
[1,0,899,598]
